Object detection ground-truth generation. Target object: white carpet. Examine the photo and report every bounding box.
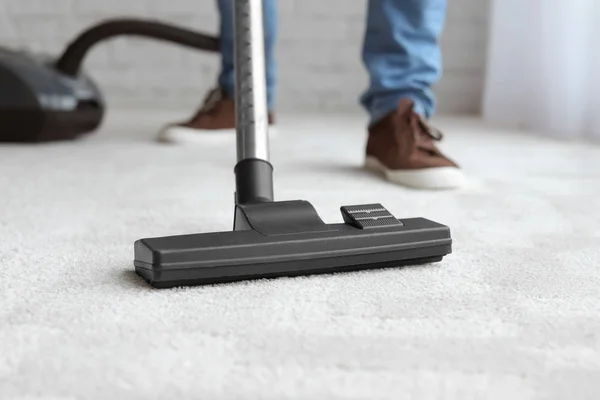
[2,111,600,399]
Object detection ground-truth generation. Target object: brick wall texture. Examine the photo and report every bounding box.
[1,0,490,115]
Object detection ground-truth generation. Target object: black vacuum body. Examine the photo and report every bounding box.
[0,19,218,143]
[133,0,453,288]
[0,49,104,142]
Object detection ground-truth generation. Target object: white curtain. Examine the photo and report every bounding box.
[482,0,600,141]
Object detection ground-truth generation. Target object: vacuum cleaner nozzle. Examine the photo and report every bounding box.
[134,202,452,288]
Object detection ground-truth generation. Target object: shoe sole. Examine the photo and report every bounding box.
[364,156,467,190]
[157,125,278,144]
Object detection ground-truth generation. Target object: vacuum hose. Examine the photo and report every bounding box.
[55,18,219,77]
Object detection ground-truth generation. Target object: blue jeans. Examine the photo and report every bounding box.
[217,0,446,124]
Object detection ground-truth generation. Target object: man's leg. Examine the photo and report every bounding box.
[217,0,277,111]
[361,0,466,190]
[157,0,277,143]
[361,0,445,124]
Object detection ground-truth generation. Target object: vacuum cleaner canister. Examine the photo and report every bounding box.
[0,48,104,142]
[0,19,218,142]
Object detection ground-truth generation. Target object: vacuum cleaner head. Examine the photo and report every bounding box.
[134,202,452,288]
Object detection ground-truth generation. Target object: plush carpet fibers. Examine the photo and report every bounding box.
[1,111,600,399]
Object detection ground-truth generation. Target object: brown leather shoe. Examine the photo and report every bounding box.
[157,88,276,143]
[365,99,466,189]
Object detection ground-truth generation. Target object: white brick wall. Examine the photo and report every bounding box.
[1,0,489,115]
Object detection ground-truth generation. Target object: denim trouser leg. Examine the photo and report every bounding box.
[360,0,447,125]
[216,0,277,111]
